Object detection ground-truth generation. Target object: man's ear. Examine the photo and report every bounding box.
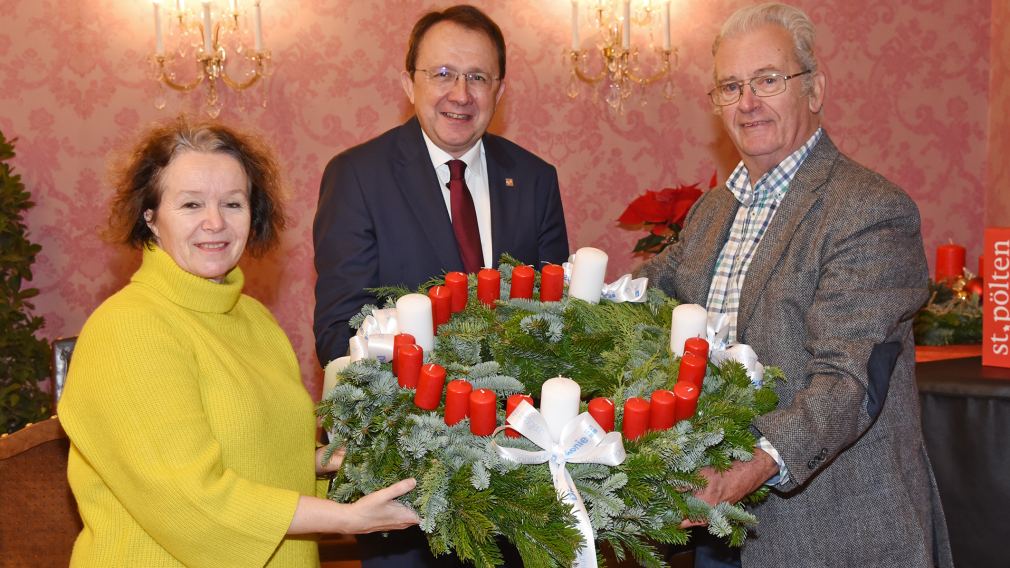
[808,70,826,114]
[400,70,416,104]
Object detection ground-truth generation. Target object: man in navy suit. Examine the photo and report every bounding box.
[313,4,569,370]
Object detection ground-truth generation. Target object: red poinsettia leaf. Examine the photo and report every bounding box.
[709,170,719,188]
[650,223,671,236]
[668,187,703,226]
[619,191,671,224]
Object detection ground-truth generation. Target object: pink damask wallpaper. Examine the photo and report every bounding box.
[1,0,1001,396]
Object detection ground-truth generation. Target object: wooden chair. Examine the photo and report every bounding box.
[0,417,82,567]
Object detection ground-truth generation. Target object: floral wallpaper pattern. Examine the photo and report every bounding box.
[1,0,1002,396]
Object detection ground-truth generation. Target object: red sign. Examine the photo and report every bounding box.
[983,227,1010,368]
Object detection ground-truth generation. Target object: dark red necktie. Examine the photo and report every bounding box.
[447,159,483,273]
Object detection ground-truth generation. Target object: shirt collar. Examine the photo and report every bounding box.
[727,127,824,207]
[421,130,484,174]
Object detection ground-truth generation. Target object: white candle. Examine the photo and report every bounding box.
[254,0,264,52]
[568,247,608,304]
[201,1,213,54]
[176,0,185,12]
[663,1,671,51]
[622,1,631,50]
[571,1,580,51]
[152,1,164,56]
[230,0,238,14]
[540,376,581,442]
[322,356,351,399]
[396,293,435,352]
[670,304,708,357]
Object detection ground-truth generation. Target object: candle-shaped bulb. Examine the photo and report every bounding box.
[153,1,165,56]
[254,0,264,51]
[571,1,580,51]
[663,1,672,51]
[201,0,213,54]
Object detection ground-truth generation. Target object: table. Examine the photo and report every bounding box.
[916,356,1010,568]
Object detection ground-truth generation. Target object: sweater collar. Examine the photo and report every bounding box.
[132,245,244,314]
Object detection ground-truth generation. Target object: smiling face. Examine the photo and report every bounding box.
[145,151,251,282]
[713,24,825,180]
[401,21,505,158]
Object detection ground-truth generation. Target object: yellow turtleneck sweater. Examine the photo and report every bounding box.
[60,245,320,567]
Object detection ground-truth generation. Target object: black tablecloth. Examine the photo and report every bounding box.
[917,357,1010,568]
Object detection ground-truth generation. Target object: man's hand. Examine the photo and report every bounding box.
[680,448,779,528]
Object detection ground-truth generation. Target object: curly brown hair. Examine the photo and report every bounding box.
[107,116,286,257]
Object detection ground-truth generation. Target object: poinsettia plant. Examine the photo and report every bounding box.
[618,172,717,256]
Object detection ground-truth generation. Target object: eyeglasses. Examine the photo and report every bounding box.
[708,70,812,106]
[415,66,499,93]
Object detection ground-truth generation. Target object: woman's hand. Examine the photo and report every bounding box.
[316,446,345,475]
[334,478,421,534]
[288,478,420,535]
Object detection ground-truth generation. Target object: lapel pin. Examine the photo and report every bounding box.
[505,178,514,187]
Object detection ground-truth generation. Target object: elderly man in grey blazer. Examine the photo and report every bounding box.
[641,3,953,567]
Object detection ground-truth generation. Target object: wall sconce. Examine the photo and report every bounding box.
[567,1,677,114]
[149,0,272,118]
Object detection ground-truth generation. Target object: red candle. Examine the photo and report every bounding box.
[510,265,535,299]
[540,264,564,302]
[428,285,452,333]
[935,243,966,283]
[649,389,676,431]
[978,255,985,281]
[684,337,709,362]
[477,268,501,308]
[392,333,415,376]
[445,271,468,313]
[505,393,534,438]
[396,344,423,388]
[588,397,615,432]
[444,379,473,426]
[673,381,699,423]
[678,352,707,388]
[469,388,497,436]
[622,397,650,441]
[414,363,446,410]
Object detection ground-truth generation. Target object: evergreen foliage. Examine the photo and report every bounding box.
[318,258,781,567]
[913,278,982,345]
[0,130,51,433]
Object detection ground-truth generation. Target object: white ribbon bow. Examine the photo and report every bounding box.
[561,263,649,303]
[706,312,764,386]
[493,401,626,568]
[349,308,399,363]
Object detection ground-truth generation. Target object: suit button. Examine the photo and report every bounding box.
[807,459,817,469]
[819,448,828,458]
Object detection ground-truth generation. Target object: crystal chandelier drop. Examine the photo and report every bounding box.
[148,0,272,118]
[566,1,677,114]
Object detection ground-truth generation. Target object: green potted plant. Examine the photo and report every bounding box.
[0,129,51,433]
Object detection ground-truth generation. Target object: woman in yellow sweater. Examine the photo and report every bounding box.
[59,118,418,567]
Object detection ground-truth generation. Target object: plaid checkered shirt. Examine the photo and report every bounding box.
[705,128,824,343]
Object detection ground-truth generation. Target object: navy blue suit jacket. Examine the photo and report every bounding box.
[313,117,569,366]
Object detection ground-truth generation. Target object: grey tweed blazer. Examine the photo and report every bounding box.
[640,134,953,567]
